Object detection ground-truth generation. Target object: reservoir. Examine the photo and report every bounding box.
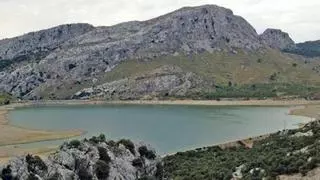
[8,105,310,154]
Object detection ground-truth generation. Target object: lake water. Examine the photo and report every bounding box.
[8,105,310,154]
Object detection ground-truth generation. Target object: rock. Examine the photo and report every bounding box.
[73,65,216,100]
[0,138,161,180]
[0,23,94,60]
[259,28,296,50]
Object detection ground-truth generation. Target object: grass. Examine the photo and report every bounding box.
[0,93,12,105]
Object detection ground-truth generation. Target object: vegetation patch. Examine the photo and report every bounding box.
[67,139,81,149]
[97,146,111,163]
[138,146,156,160]
[26,154,48,174]
[163,121,320,179]
[117,139,135,155]
[89,134,106,144]
[0,93,12,105]
[95,160,110,180]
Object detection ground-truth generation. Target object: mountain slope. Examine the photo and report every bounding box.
[0,5,319,100]
[283,40,320,57]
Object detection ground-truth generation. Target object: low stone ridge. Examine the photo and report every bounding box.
[73,65,215,100]
[259,28,296,50]
[0,136,161,180]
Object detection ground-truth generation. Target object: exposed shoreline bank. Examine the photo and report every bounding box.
[6,99,320,107]
[0,105,85,163]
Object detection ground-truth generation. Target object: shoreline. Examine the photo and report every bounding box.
[0,107,85,147]
[6,99,320,107]
[0,99,319,163]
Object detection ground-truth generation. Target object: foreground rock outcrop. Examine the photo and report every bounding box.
[0,135,161,180]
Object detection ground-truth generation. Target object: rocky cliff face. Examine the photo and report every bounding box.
[0,137,161,180]
[259,28,296,50]
[0,23,94,61]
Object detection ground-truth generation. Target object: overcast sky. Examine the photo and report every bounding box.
[0,0,319,42]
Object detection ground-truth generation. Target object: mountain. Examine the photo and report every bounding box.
[0,5,319,100]
[259,28,296,50]
[283,40,320,57]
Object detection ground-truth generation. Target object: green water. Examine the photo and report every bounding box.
[8,105,310,154]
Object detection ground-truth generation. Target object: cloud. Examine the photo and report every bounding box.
[0,0,319,42]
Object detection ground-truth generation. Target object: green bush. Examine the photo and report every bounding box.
[95,160,110,180]
[78,166,93,180]
[1,165,13,180]
[132,158,144,168]
[97,146,111,163]
[26,154,47,174]
[117,139,135,155]
[138,146,156,160]
[68,139,81,148]
[89,134,106,144]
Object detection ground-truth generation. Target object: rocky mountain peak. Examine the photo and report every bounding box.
[259,28,296,50]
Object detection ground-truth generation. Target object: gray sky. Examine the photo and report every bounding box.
[0,0,319,42]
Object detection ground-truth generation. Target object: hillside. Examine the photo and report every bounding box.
[283,40,320,57]
[0,5,319,100]
[164,120,320,179]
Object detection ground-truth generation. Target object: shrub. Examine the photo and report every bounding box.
[138,146,156,160]
[117,139,135,155]
[269,73,277,81]
[137,176,157,180]
[1,165,13,180]
[47,173,61,180]
[27,173,39,180]
[89,134,106,144]
[68,139,81,148]
[26,154,47,173]
[155,162,164,179]
[132,158,144,168]
[95,160,110,180]
[97,146,111,163]
[78,166,93,180]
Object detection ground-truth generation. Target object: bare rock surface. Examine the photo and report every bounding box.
[0,137,161,180]
[259,28,296,50]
